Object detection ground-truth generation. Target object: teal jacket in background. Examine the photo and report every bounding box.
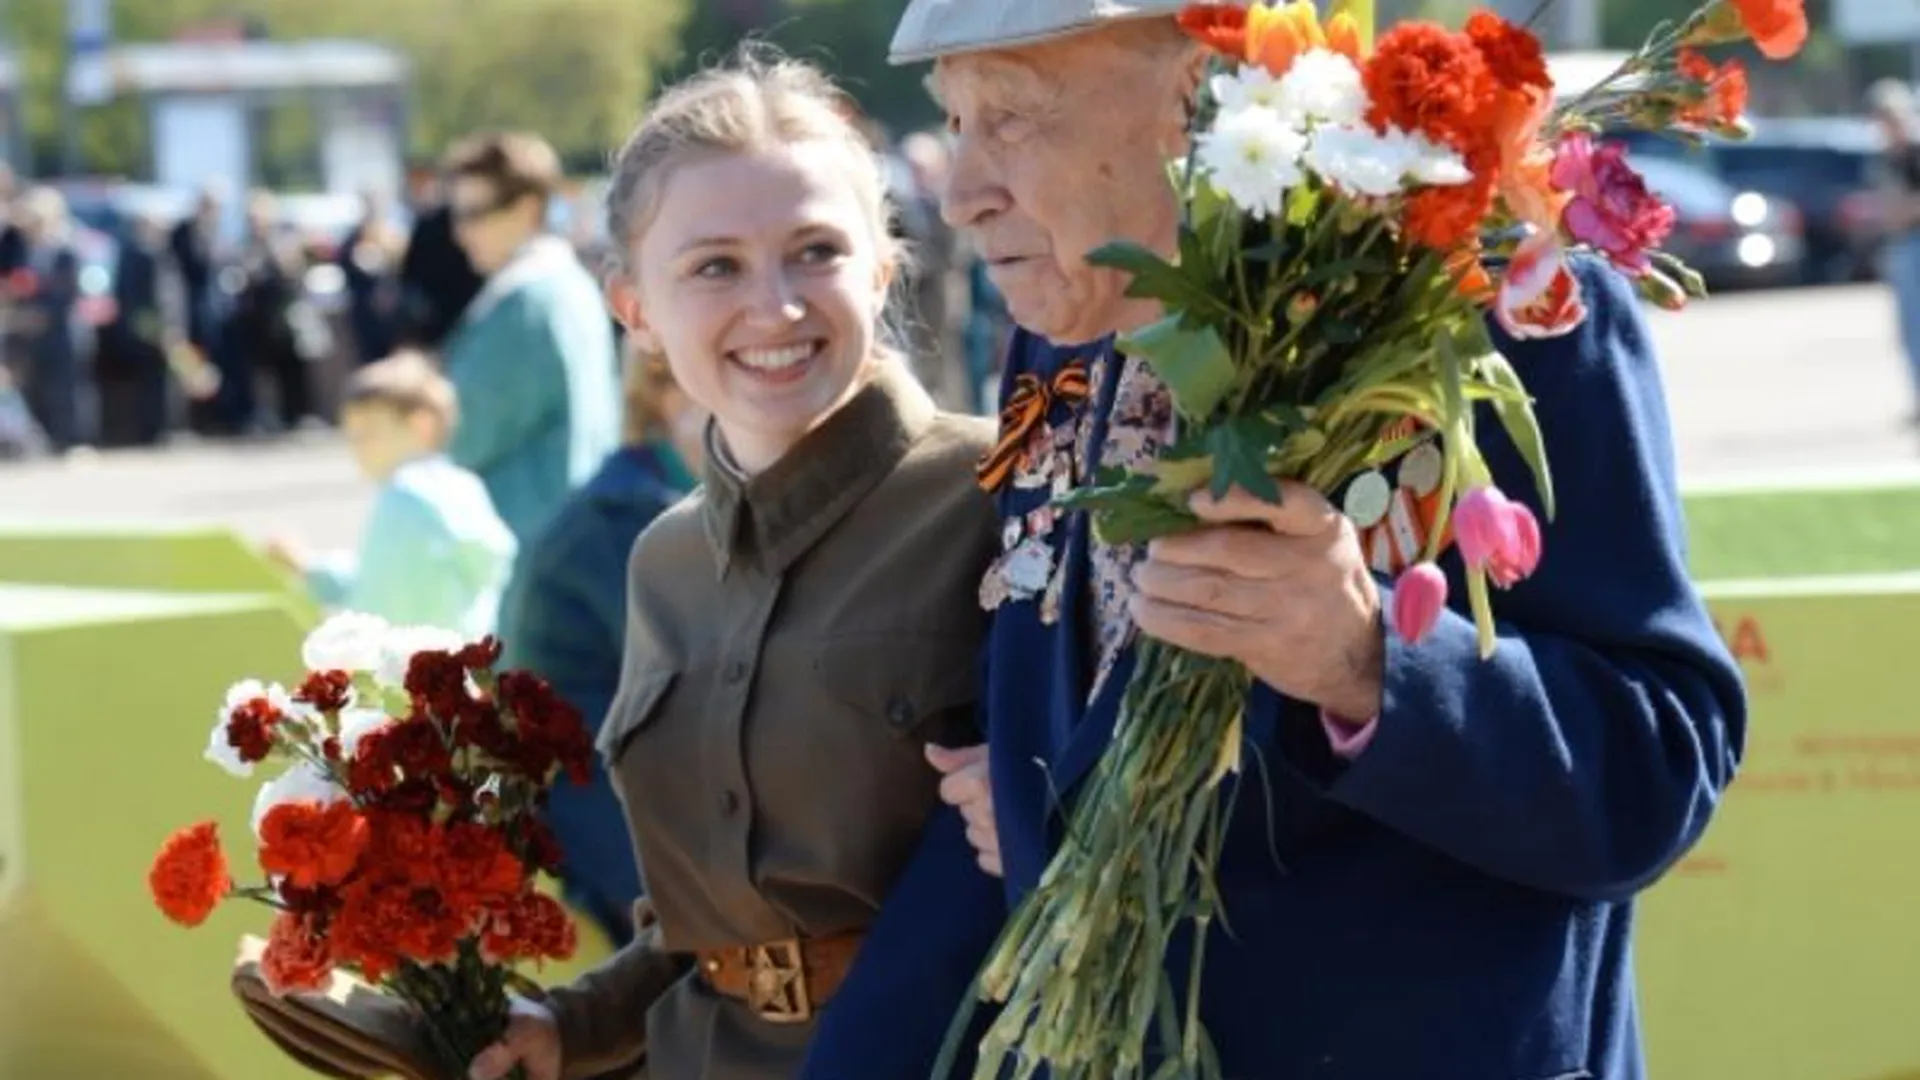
[305,454,517,637]
[442,235,620,551]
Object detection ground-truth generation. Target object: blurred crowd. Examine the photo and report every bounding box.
[0,116,1014,462]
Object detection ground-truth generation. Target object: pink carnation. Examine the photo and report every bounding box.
[1549,133,1675,275]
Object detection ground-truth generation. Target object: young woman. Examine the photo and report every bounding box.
[468,50,1000,1080]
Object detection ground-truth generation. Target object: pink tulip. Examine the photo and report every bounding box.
[1453,485,1545,589]
[1392,562,1449,644]
[1487,499,1543,587]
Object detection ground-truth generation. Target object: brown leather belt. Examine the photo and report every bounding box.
[694,931,863,1024]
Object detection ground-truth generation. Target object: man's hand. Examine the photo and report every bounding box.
[1129,484,1385,720]
[468,996,562,1080]
[926,743,1000,878]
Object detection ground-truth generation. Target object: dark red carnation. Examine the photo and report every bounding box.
[458,637,503,671]
[225,698,284,764]
[294,670,354,713]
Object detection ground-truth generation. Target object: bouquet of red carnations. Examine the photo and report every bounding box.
[147,613,594,1077]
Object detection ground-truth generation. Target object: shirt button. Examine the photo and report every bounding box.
[724,660,749,685]
[717,789,741,816]
[886,695,917,729]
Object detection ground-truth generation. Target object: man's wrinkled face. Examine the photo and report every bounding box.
[935,29,1191,346]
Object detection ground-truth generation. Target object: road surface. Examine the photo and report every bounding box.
[0,284,1913,554]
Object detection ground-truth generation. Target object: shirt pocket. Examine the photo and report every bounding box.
[810,633,982,748]
[596,667,677,766]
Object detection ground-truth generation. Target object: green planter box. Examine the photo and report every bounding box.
[0,522,317,624]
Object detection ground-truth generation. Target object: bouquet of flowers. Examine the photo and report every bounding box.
[942,0,1805,1076]
[146,613,594,1078]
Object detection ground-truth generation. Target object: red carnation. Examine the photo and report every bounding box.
[294,670,353,713]
[1464,10,1550,94]
[149,821,231,927]
[1364,22,1500,160]
[259,801,371,890]
[458,637,503,671]
[224,698,284,764]
[479,891,578,965]
[260,911,335,996]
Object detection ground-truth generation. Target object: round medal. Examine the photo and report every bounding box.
[1342,470,1392,528]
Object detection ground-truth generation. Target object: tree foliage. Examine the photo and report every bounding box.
[3,0,690,176]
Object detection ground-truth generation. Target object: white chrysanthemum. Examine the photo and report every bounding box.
[1395,127,1473,186]
[302,612,391,674]
[1198,106,1308,219]
[336,707,397,759]
[375,625,468,688]
[203,680,298,778]
[1209,67,1284,115]
[1304,124,1475,196]
[1275,49,1367,129]
[1304,125,1417,197]
[250,761,349,837]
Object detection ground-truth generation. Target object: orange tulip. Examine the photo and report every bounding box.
[1246,1,1365,75]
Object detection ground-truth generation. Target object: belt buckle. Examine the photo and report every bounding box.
[744,940,812,1023]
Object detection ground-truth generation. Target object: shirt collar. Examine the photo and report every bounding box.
[699,359,937,578]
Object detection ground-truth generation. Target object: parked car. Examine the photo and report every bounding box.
[1609,119,1882,285]
[1629,154,1806,291]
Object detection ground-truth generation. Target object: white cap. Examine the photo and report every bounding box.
[889,0,1236,65]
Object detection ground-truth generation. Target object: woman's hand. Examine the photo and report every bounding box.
[467,996,562,1080]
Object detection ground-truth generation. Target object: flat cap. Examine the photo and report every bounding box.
[889,0,1230,65]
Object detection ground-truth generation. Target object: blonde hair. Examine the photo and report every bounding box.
[602,44,899,281]
[342,350,459,442]
[621,337,680,444]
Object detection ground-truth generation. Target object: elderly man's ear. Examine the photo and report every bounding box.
[1159,45,1210,157]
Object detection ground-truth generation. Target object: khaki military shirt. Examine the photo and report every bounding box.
[545,362,998,1080]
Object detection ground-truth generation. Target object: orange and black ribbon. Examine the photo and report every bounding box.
[976,360,1091,493]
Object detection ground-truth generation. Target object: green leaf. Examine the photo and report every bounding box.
[1086,237,1235,325]
[1204,414,1290,503]
[1475,351,1556,521]
[1117,315,1239,422]
[1056,475,1197,545]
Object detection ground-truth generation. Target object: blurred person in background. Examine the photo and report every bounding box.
[13,186,87,452]
[898,129,974,412]
[0,164,26,275]
[266,349,515,636]
[506,339,706,948]
[339,185,406,365]
[1868,78,1920,425]
[170,183,237,434]
[438,132,620,637]
[231,190,319,433]
[396,164,485,349]
[100,212,185,447]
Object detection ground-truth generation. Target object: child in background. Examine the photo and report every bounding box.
[267,350,515,637]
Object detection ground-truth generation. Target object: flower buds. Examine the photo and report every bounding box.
[1392,562,1449,644]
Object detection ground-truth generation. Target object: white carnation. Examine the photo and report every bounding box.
[250,761,349,837]
[1197,106,1308,220]
[302,612,391,674]
[375,625,467,688]
[336,707,397,759]
[1276,49,1367,129]
[204,680,298,778]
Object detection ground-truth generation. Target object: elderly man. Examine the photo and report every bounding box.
[802,3,1747,1080]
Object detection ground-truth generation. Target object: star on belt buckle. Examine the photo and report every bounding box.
[745,941,812,1023]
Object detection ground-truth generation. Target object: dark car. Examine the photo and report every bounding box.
[1628,154,1806,291]
[1611,119,1882,285]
